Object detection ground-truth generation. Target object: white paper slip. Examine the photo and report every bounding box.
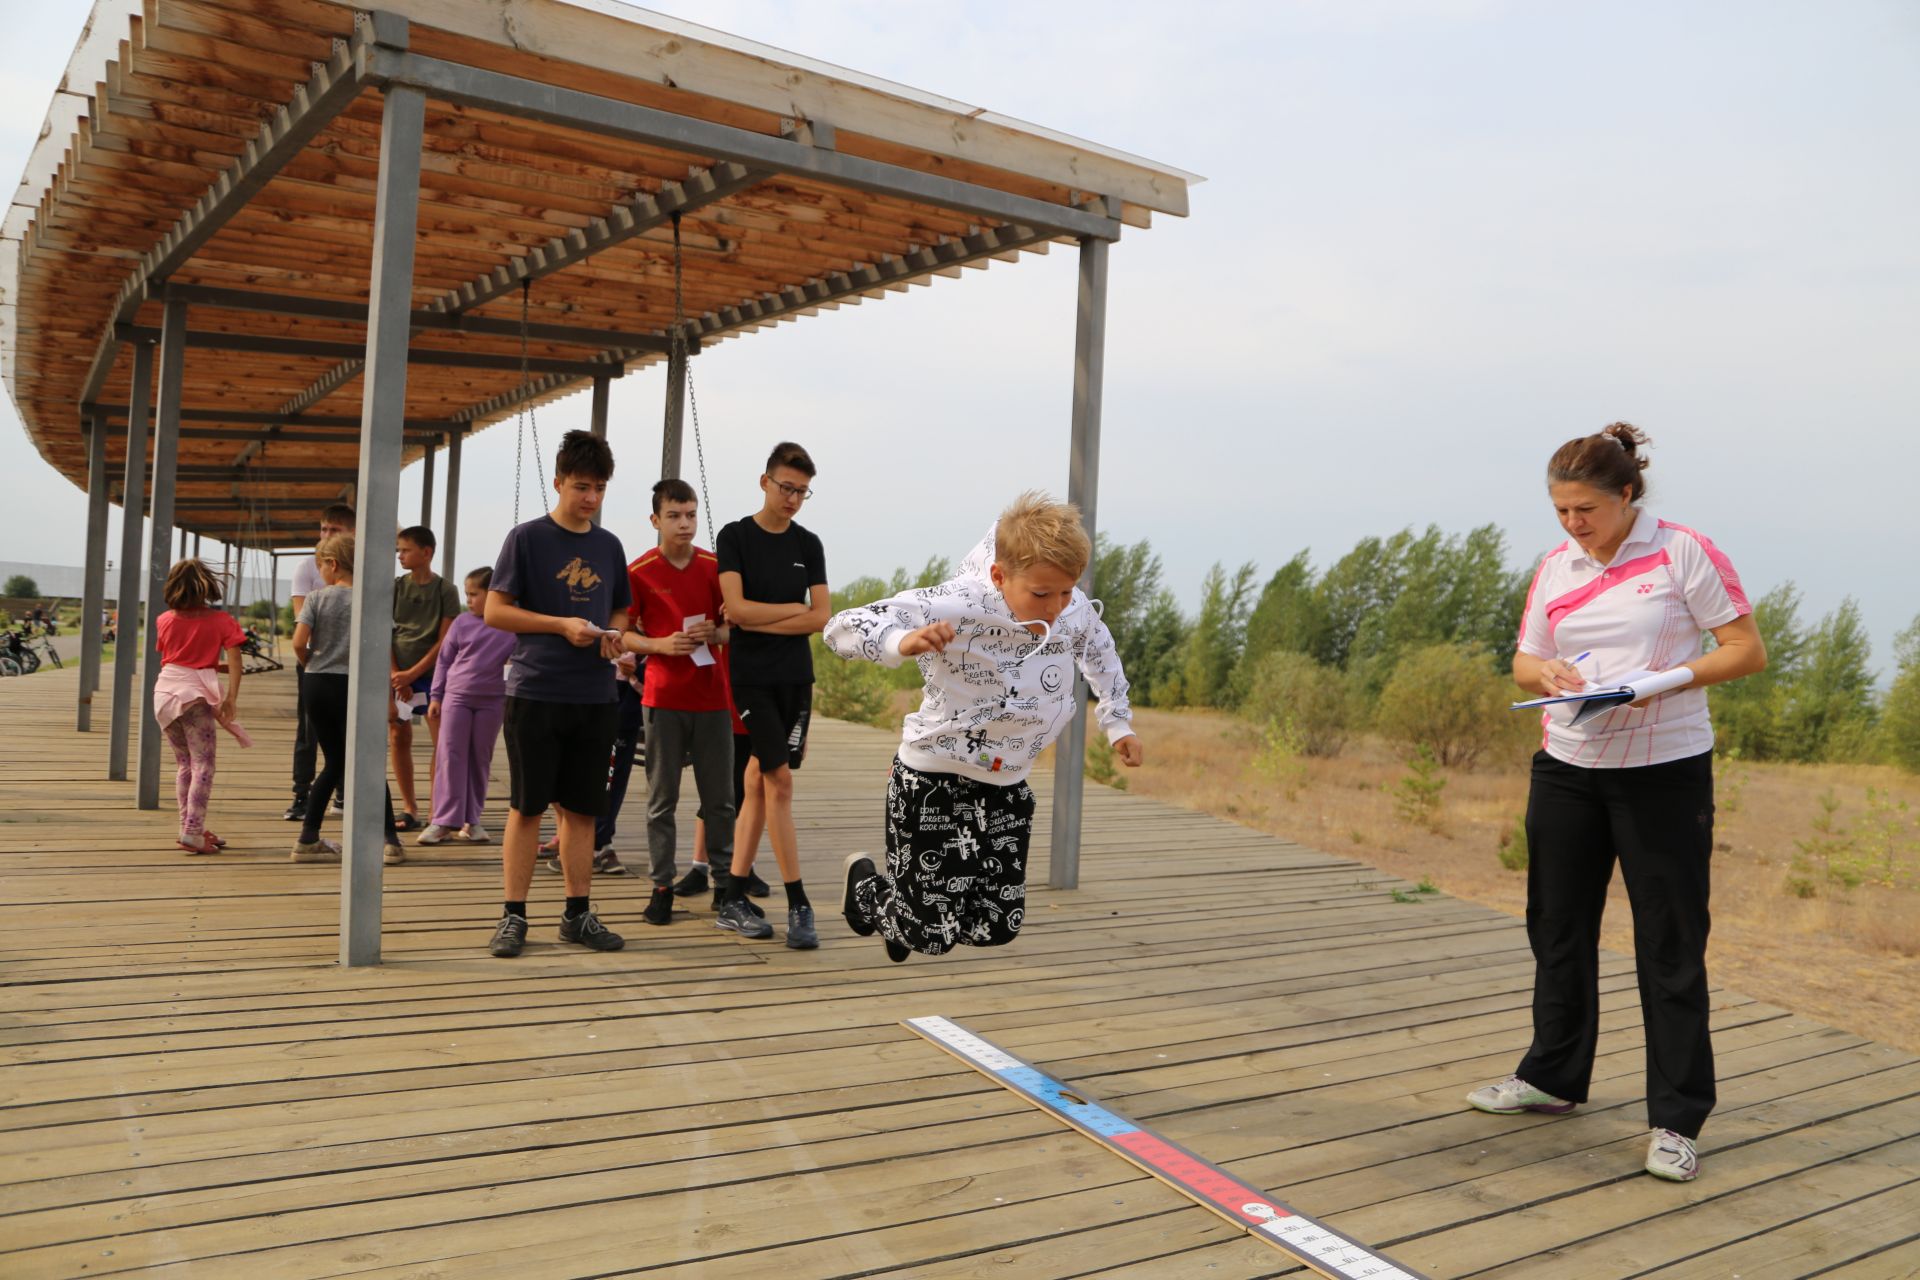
[684,614,715,667]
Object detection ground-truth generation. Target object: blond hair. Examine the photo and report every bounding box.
[994,491,1090,579]
[315,532,356,576]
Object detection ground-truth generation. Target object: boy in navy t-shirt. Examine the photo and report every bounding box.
[484,431,633,958]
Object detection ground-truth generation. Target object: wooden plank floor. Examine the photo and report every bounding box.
[3,663,1917,1278]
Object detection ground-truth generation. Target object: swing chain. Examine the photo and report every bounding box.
[669,211,715,546]
[513,279,544,524]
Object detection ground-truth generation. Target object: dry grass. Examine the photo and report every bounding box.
[1115,706,1920,1053]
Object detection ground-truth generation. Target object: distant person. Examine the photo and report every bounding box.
[150,559,250,855]
[824,492,1141,962]
[1465,423,1767,1184]
[418,566,516,847]
[286,504,354,822]
[712,442,830,948]
[288,533,404,866]
[389,525,462,829]
[483,430,632,958]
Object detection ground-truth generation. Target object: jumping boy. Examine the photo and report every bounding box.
[390,525,462,832]
[623,478,737,925]
[483,430,632,957]
[713,442,830,948]
[823,492,1143,961]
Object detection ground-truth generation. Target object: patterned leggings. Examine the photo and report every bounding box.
[162,702,219,843]
[853,758,1035,956]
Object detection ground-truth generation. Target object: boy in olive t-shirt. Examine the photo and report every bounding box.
[391,525,462,827]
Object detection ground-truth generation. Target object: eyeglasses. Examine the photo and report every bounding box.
[765,476,814,501]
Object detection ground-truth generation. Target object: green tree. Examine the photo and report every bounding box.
[1876,615,1920,773]
[1234,550,1321,697]
[1181,561,1258,708]
[1709,583,1808,760]
[1778,598,1877,762]
[1240,650,1352,757]
[3,575,40,598]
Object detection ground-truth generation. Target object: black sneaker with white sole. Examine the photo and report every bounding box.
[490,913,529,958]
[715,898,773,939]
[785,904,819,950]
[842,853,878,937]
[558,909,624,951]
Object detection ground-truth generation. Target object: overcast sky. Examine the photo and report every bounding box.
[3,1,1915,670]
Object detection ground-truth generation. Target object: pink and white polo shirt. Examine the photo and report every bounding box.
[1516,509,1751,768]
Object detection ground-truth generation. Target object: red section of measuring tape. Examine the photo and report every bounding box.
[1109,1129,1297,1226]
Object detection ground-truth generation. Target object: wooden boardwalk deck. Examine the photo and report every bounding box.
[3,663,1917,1278]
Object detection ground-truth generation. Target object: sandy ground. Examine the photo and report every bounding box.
[1112,706,1920,1054]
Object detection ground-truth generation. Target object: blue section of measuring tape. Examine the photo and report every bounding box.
[1000,1065,1138,1138]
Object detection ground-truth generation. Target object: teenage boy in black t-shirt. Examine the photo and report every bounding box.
[483,431,633,958]
[714,441,830,948]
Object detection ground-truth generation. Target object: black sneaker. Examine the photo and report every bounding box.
[745,870,771,898]
[642,885,674,926]
[558,909,625,951]
[673,863,710,896]
[842,853,878,937]
[884,937,910,964]
[490,914,529,958]
[715,898,773,939]
[785,904,819,950]
[283,799,308,822]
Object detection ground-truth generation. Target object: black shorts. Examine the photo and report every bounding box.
[732,682,811,773]
[504,696,619,817]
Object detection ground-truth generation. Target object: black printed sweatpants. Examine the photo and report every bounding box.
[853,758,1035,956]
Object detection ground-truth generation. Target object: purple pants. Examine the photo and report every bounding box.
[162,701,219,843]
[430,697,505,829]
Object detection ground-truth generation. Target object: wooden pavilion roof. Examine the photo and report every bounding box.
[5,0,1197,547]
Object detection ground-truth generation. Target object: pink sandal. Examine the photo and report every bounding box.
[177,833,220,855]
[203,830,229,849]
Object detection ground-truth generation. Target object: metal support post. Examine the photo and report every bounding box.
[589,373,610,525]
[418,441,435,528]
[269,552,280,655]
[1048,233,1109,890]
[108,341,154,781]
[77,415,110,730]
[136,297,189,809]
[661,339,686,479]
[441,430,462,576]
[342,81,425,967]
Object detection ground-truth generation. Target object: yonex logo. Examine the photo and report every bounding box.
[1637,583,1655,594]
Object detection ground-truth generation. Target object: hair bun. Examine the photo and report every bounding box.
[1601,421,1651,455]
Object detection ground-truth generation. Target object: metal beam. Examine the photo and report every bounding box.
[108,342,153,781]
[113,326,613,377]
[661,340,686,481]
[1049,234,1109,892]
[419,441,435,529]
[88,406,463,432]
[136,297,190,810]
[163,283,673,351]
[77,416,111,731]
[370,50,1122,243]
[343,83,426,967]
[442,430,463,578]
[77,15,400,408]
[126,466,363,483]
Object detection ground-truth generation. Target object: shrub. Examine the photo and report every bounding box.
[1240,650,1351,758]
[810,639,892,728]
[1252,716,1309,801]
[1392,745,1447,831]
[1375,643,1513,769]
[1497,816,1528,871]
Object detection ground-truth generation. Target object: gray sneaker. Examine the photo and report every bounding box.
[1466,1075,1576,1116]
[785,904,819,950]
[290,838,341,864]
[558,909,625,952]
[1646,1128,1699,1181]
[417,823,455,846]
[716,897,773,939]
[489,913,529,958]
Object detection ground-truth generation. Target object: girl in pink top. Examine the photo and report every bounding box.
[152,560,247,854]
[1466,424,1768,1186]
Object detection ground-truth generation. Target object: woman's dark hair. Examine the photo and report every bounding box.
[554,429,615,482]
[163,559,223,611]
[1548,422,1652,504]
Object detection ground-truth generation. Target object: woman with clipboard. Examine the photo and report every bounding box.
[1466,423,1767,1182]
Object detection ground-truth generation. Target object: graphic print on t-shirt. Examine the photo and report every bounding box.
[556,557,603,598]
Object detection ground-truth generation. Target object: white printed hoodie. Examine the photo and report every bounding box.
[822,528,1134,785]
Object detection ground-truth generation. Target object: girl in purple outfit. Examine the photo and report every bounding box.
[417,567,518,846]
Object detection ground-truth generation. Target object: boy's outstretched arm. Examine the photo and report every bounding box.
[1076,609,1143,767]
[823,584,947,666]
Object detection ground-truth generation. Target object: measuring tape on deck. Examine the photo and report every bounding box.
[904,1016,1431,1280]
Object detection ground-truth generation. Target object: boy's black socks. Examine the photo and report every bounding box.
[784,880,809,910]
[564,895,590,919]
[504,901,527,919]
